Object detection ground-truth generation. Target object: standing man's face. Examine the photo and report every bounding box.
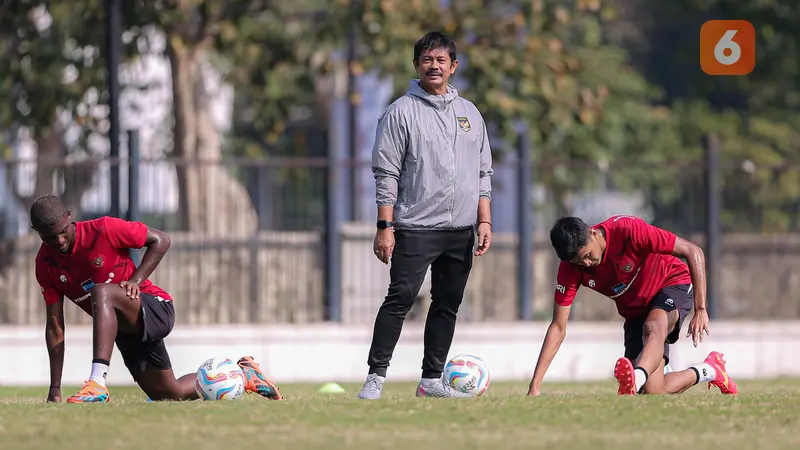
[414,48,458,94]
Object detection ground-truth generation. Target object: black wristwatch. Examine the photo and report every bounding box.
[377,220,393,230]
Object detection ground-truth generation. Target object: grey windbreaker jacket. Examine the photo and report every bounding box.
[371,80,493,230]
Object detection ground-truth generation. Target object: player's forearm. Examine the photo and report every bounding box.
[529,323,566,391]
[685,246,708,311]
[130,234,170,285]
[477,197,491,224]
[45,325,65,387]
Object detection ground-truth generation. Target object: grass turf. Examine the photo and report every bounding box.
[1,379,799,449]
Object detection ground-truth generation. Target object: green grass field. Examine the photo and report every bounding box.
[1,379,799,449]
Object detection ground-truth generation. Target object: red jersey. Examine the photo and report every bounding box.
[554,215,692,319]
[35,216,172,316]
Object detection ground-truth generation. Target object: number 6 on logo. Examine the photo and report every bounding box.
[700,20,755,75]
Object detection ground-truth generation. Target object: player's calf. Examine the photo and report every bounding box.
[139,372,198,401]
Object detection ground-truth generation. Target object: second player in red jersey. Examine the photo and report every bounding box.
[552,215,692,320]
[528,215,738,397]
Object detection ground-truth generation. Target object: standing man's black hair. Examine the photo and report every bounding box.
[30,195,69,230]
[550,217,592,261]
[413,31,457,64]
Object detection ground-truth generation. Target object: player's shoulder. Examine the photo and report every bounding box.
[599,215,648,231]
[78,216,111,229]
[556,259,580,277]
[34,243,50,264]
[34,244,57,274]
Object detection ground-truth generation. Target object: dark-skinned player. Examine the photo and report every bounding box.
[32,195,283,403]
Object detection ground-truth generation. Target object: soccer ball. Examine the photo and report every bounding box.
[194,357,246,401]
[444,354,490,396]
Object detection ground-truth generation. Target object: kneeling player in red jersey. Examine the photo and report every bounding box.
[31,195,283,403]
[527,215,738,396]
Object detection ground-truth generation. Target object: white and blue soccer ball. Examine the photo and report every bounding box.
[194,356,246,401]
[444,354,491,396]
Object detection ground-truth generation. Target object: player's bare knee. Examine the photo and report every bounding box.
[91,283,128,308]
[642,319,667,342]
[90,283,114,306]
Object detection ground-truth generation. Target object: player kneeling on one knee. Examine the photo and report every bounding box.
[31,195,283,403]
[527,215,738,397]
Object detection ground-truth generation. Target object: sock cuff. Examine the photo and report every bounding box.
[689,366,701,385]
[92,358,110,366]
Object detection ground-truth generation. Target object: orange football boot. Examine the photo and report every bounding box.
[237,356,283,400]
[66,379,110,403]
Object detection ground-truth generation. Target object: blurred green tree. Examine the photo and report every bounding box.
[0,0,107,215]
[615,0,800,233]
[333,0,685,216]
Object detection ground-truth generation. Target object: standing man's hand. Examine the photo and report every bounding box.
[474,221,492,256]
[374,229,395,265]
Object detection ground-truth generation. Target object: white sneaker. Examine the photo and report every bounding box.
[415,377,472,398]
[357,373,385,400]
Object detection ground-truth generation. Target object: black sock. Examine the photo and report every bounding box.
[369,367,387,378]
[421,370,442,379]
[689,366,701,385]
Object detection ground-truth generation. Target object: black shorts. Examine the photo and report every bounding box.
[115,293,175,381]
[623,284,694,366]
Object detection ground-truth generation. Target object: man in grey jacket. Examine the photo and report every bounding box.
[358,31,493,399]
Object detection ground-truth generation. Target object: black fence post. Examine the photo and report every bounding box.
[325,138,344,322]
[704,133,721,320]
[518,131,533,320]
[127,129,141,266]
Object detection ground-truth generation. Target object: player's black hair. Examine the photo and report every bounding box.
[413,31,457,64]
[30,194,68,230]
[550,217,591,261]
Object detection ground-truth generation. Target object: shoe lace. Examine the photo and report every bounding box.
[365,376,382,391]
[76,380,102,396]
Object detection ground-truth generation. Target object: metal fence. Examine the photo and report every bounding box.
[3,139,800,325]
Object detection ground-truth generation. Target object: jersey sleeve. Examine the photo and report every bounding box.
[554,260,581,307]
[626,217,677,254]
[103,216,148,249]
[35,260,62,305]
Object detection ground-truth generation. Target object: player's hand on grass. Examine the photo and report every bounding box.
[119,280,140,300]
[474,222,492,256]
[373,229,395,265]
[686,308,710,347]
[47,386,62,403]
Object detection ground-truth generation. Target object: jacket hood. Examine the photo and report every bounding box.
[406,79,459,111]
